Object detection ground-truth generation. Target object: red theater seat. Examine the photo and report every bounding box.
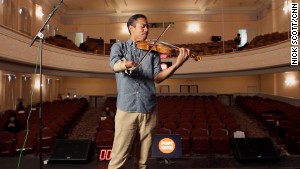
[178,122,193,131]
[287,128,300,154]
[98,123,114,132]
[36,127,56,153]
[210,129,229,154]
[155,128,171,135]
[95,130,114,148]
[162,122,177,132]
[15,130,37,154]
[173,128,190,154]
[193,122,209,130]
[0,131,16,156]
[191,128,210,154]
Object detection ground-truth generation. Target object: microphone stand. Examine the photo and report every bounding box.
[29,1,63,169]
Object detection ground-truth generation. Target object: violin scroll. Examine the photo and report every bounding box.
[190,54,202,62]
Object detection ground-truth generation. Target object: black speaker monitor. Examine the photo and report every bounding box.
[110,39,117,44]
[49,139,94,164]
[211,35,222,42]
[232,138,280,163]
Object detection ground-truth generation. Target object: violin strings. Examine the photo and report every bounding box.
[137,23,173,66]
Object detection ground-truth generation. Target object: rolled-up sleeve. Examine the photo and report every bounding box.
[110,43,124,70]
[153,52,162,75]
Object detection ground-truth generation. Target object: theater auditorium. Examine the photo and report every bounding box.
[0,0,300,169]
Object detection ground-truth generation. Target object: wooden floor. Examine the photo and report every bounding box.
[1,154,300,169]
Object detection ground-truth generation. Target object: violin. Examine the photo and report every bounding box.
[136,39,202,61]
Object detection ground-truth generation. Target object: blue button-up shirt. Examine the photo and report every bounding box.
[110,39,162,113]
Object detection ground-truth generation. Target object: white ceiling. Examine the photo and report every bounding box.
[49,0,272,17]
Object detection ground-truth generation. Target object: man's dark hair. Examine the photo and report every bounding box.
[127,14,147,33]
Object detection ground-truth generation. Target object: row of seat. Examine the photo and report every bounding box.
[236,96,300,154]
[156,96,242,155]
[0,98,89,156]
[94,96,245,155]
[45,35,82,51]
[44,31,290,56]
[243,31,289,50]
[156,127,233,154]
[0,128,55,156]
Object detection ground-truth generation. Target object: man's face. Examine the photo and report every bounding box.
[130,18,149,42]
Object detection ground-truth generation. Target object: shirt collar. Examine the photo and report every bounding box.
[127,39,135,47]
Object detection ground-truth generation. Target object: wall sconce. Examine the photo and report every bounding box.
[4,74,16,82]
[35,80,43,89]
[285,76,297,86]
[46,78,52,85]
[8,75,12,82]
[22,75,31,81]
[283,0,291,14]
[19,8,23,14]
[54,27,59,36]
[35,4,44,18]
[188,23,200,33]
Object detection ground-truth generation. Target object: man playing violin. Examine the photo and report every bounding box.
[108,14,190,169]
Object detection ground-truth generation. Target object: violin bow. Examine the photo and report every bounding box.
[126,23,172,75]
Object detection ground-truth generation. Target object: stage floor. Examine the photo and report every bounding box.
[1,154,300,169]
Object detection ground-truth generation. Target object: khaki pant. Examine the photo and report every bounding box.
[108,109,157,169]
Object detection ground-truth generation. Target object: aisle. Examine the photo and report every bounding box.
[68,107,103,140]
[228,106,270,137]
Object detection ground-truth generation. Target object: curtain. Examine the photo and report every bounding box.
[2,75,17,110]
[45,78,53,101]
[54,79,61,100]
[21,76,32,107]
[19,8,31,36]
[3,0,18,30]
